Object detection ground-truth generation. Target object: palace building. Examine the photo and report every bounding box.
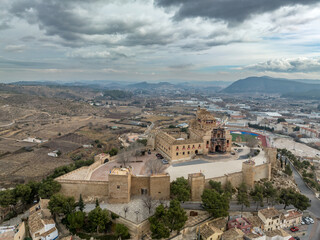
[149,107,232,161]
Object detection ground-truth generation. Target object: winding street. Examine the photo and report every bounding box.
[289,162,320,240]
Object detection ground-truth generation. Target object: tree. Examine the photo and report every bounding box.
[201,189,229,218]
[209,180,223,194]
[278,188,296,209]
[277,118,286,123]
[95,199,99,208]
[88,206,110,233]
[263,181,277,205]
[170,177,190,202]
[0,189,17,207]
[224,181,235,199]
[142,196,155,214]
[14,184,32,205]
[246,136,258,149]
[149,204,170,239]
[294,192,311,211]
[78,194,85,212]
[166,200,187,233]
[67,211,85,233]
[123,206,129,218]
[26,181,41,203]
[284,165,293,176]
[48,194,76,218]
[115,224,130,239]
[237,182,250,212]
[146,159,165,174]
[250,184,264,210]
[117,151,131,167]
[109,148,118,156]
[38,179,61,199]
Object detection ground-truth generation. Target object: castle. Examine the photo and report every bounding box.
[149,107,232,161]
[54,108,277,204]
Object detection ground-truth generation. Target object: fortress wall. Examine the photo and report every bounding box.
[226,172,243,187]
[149,175,170,200]
[254,163,271,181]
[115,217,150,240]
[205,175,228,188]
[204,171,243,188]
[131,176,150,196]
[57,179,109,201]
[55,166,90,180]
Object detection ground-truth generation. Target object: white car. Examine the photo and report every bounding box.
[307,217,314,224]
[301,220,305,225]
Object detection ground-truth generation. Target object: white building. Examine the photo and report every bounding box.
[28,200,58,240]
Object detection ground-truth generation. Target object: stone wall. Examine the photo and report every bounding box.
[254,163,271,182]
[204,171,243,188]
[131,176,150,196]
[108,174,131,204]
[115,217,150,240]
[189,173,205,201]
[149,175,170,199]
[264,147,277,168]
[57,179,109,201]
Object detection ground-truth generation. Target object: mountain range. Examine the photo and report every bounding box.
[222,76,320,95]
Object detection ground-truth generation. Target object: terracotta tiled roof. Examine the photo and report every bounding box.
[200,224,215,239]
[221,228,244,240]
[259,207,280,219]
[265,229,291,237]
[40,227,57,237]
[247,216,264,228]
[28,212,44,234]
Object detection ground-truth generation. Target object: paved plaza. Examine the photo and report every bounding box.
[273,137,320,158]
[90,152,158,181]
[166,147,267,181]
[85,197,169,223]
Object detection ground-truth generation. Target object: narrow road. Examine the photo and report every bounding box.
[289,162,320,240]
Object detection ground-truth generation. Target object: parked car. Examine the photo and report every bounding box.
[290,227,299,232]
[306,217,314,224]
[294,237,300,240]
[157,155,164,159]
[162,159,169,164]
[301,220,305,225]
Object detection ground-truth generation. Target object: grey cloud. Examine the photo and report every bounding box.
[9,0,172,48]
[155,0,319,24]
[4,45,26,52]
[244,58,320,72]
[0,57,50,68]
[168,63,193,69]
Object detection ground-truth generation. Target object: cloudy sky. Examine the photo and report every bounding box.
[1,0,320,83]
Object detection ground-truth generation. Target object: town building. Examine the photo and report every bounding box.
[258,208,284,232]
[0,223,25,240]
[281,209,302,228]
[265,229,292,240]
[228,217,252,234]
[221,228,244,240]
[200,224,223,240]
[28,199,58,240]
[300,126,320,138]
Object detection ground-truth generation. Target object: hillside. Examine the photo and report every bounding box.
[222,76,320,94]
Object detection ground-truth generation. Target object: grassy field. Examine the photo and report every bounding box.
[231,133,256,142]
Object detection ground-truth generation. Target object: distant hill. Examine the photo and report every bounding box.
[127,81,175,89]
[282,90,320,100]
[222,76,320,94]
